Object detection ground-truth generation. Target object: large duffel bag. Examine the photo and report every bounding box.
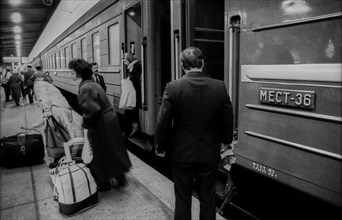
[54,139,98,217]
[55,163,98,217]
[0,132,45,168]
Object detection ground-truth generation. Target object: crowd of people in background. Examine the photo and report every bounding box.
[0,64,53,106]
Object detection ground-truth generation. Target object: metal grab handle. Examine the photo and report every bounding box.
[141,37,147,110]
[228,27,233,97]
[174,30,180,80]
[121,42,125,80]
[228,18,240,97]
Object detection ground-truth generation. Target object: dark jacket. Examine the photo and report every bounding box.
[78,80,131,183]
[8,73,22,99]
[93,73,106,92]
[24,69,35,86]
[155,72,234,163]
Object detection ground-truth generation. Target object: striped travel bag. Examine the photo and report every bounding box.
[54,139,98,217]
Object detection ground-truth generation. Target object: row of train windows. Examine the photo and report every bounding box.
[43,23,120,70]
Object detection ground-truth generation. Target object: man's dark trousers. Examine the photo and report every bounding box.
[26,85,34,103]
[173,159,219,220]
[2,84,11,101]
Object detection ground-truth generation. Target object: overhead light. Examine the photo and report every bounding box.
[13,26,22,33]
[11,13,22,23]
[10,0,21,6]
[15,40,21,45]
[15,34,21,40]
[128,11,135,16]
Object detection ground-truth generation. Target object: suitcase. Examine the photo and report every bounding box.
[0,132,45,168]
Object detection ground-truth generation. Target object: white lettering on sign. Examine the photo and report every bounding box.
[252,162,278,178]
[258,88,315,110]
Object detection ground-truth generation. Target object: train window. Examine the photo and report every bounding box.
[57,51,61,69]
[189,0,224,80]
[92,32,100,64]
[81,38,87,61]
[108,23,120,65]
[71,43,77,59]
[243,18,342,65]
[60,49,65,69]
[53,53,56,69]
[55,52,58,69]
[65,47,70,67]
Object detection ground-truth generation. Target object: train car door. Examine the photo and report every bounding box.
[227,0,342,208]
[123,0,159,142]
[171,0,225,81]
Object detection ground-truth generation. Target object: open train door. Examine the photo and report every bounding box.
[228,0,342,208]
[123,0,155,135]
[171,0,225,81]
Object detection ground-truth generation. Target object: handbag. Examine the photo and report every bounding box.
[45,115,70,159]
[119,78,136,109]
[0,132,45,168]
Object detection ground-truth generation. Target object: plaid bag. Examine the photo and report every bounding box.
[68,137,84,162]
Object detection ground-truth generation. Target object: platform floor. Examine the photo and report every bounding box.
[0,89,225,220]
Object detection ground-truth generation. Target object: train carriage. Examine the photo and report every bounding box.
[224,0,342,208]
[32,0,342,215]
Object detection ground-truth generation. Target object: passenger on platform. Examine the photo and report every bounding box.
[8,69,23,106]
[1,68,12,102]
[31,66,45,81]
[69,59,132,191]
[155,47,234,220]
[23,64,35,104]
[91,62,106,92]
[19,69,27,99]
[123,52,142,137]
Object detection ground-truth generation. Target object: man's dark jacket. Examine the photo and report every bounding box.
[94,74,106,92]
[155,71,234,163]
[24,69,35,86]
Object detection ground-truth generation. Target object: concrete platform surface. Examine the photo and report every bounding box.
[0,87,225,219]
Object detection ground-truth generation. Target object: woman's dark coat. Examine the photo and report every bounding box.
[8,73,22,100]
[78,80,131,183]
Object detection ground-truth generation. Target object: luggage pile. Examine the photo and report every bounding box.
[49,138,98,217]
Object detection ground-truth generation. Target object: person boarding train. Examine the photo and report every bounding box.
[155,47,234,220]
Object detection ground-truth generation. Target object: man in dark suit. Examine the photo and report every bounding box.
[91,62,106,92]
[155,47,234,220]
[23,64,35,103]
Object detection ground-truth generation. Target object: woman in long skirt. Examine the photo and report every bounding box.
[68,59,131,191]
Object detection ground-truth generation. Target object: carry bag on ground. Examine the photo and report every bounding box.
[0,132,44,168]
[54,139,98,217]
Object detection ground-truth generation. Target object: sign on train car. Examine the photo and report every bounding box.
[259,88,316,109]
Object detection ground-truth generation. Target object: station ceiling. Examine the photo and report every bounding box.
[0,0,61,64]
